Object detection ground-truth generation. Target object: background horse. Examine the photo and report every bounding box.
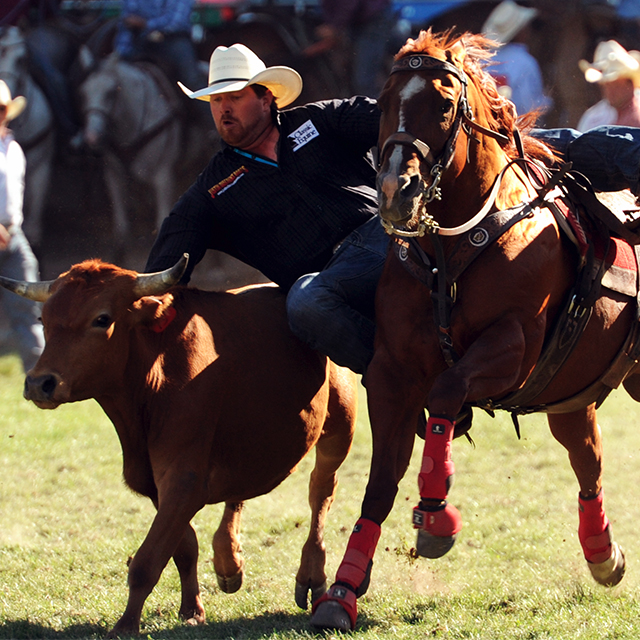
[0,25,55,248]
[311,29,640,631]
[76,51,215,258]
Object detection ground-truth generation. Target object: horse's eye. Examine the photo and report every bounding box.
[93,313,112,328]
[441,100,454,114]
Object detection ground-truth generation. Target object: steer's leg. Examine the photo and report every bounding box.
[212,502,245,594]
[108,474,205,637]
[296,366,357,610]
[173,523,206,624]
[547,405,625,586]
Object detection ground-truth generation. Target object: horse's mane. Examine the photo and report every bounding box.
[396,29,556,164]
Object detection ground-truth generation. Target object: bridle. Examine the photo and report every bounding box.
[378,54,510,238]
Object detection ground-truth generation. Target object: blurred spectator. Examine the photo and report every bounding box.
[114,0,208,123]
[302,0,395,98]
[0,80,44,372]
[577,40,640,131]
[482,0,552,119]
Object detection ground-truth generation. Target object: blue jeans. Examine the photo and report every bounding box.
[0,229,45,372]
[287,216,389,375]
[532,126,640,194]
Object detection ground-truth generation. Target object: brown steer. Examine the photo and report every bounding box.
[0,255,357,636]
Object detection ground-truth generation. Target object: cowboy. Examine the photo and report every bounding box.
[577,40,640,131]
[482,0,552,119]
[145,43,387,376]
[0,80,45,372]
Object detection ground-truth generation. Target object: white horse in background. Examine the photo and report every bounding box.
[77,50,184,252]
[0,26,55,248]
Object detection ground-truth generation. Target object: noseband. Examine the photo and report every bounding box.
[379,54,509,237]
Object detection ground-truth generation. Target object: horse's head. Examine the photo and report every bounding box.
[376,30,520,236]
[78,54,120,151]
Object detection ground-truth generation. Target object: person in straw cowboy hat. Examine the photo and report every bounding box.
[146,43,387,376]
[0,80,44,372]
[577,40,640,131]
[482,0,551,119]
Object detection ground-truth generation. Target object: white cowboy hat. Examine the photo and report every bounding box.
[178,43,302,107]
[579,40,640,85]
[482,1,537,45]
[0,79,26,122]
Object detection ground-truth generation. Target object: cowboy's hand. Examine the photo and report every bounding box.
[0,224,11,251]
[302,24,341,57]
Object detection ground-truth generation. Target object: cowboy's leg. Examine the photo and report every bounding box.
[532,126,640,193]
[286,216,388,375]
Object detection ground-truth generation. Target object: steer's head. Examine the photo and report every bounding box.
[0,255,188,409]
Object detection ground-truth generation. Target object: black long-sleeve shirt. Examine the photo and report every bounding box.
[145,96,381,289]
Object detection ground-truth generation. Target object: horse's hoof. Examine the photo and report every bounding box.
[310,600,353,631]
[295,579,327,610]
[216,569,243,593]
[415,528,457,558]
[588,541,626,586]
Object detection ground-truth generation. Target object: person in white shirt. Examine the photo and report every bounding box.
[577,40,640,132]
[0,80,44,371]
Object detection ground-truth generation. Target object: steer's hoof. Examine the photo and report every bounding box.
[416,528,457,559]
[295,579,327,610]
[588,541,626,587]
[310,600,353,631]
[216,569,243,593]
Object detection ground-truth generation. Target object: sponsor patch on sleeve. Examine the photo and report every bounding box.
[288,119,319,151]
[208,166,248,199]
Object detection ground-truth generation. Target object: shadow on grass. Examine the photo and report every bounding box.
[0,610,382,639]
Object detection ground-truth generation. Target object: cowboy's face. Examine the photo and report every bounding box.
[209,86,273,148]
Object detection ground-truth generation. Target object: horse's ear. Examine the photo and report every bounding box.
[447,40,466,69]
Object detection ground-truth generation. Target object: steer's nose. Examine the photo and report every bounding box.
[24,373,59,403]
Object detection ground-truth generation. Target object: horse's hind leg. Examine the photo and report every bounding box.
[547,405,625,586]
[295,365,357,610]
[212,502,245,593]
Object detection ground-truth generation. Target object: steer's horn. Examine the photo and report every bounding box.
[132,253,189,297]
[0,276,55,302]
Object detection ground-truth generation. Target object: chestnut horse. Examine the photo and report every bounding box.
[311,30,640,631]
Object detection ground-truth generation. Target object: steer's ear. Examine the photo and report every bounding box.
[132,295,177,333]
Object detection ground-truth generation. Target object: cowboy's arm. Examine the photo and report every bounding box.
[143,0,193,34]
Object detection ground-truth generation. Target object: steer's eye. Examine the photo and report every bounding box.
[93,313,112,328]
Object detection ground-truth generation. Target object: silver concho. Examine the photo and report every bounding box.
[398,244,409,261]
[469,227,489,247]
[409,56,423,69]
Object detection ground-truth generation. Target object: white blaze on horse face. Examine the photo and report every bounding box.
[388,75,427,176]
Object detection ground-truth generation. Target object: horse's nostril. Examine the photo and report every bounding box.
[400,174,421,199]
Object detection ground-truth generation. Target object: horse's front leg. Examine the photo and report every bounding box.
[310,353,423,631]
[415,316,528,558]
[547,406,625,586]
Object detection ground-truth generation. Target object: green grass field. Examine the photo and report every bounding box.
[1,352,640,639]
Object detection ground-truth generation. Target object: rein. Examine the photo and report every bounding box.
[379,54,510,238]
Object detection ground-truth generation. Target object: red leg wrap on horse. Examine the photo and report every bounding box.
[412,501,462,536]
[578,491,612,564]
[418,416,455,501]
[311,518,381,629]
[334,518,381,592]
